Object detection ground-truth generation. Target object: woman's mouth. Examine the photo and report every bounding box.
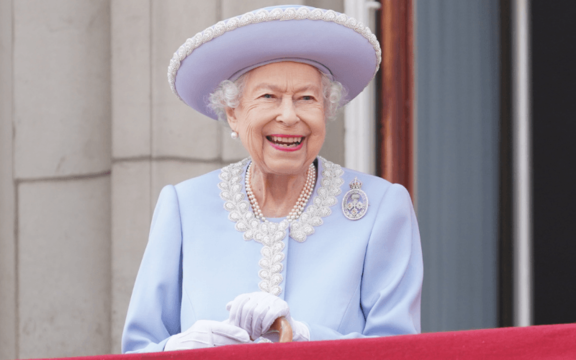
[266,135,305,152]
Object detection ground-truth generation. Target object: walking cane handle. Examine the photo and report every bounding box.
[270,316,293,343]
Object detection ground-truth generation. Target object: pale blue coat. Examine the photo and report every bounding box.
[122,158,423,353]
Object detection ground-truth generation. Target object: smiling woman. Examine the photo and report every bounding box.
[224,62,327,219]
[226,63,325,175]
[122,5,423,353]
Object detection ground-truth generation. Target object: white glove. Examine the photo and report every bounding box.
[226,292,310,342]
[164,319,251,351]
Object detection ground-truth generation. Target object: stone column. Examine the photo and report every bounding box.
[150,0,222,201]
[0,0,16,359]
[110,1,152,353]
[11,1,112,357]
[110,0,222,353]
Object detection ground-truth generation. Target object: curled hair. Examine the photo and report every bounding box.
[208,71,346,122]
[321,73,346,121]
[207,74,248,122]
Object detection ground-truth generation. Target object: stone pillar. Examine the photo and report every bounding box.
[150,0,222,201]
[10,0,112,357]
[0,0,16,359]
[110,0,222,353]
[110,1,152,353]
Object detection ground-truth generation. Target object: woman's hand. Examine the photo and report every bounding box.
[164,319,250,351]
[226,291,310,341]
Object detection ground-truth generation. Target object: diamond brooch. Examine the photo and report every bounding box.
[342,177,368,220]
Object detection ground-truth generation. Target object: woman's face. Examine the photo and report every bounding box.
[226,62,326,177]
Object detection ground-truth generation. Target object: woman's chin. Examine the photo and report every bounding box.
[264,160,309,176]
[259,152,313,176]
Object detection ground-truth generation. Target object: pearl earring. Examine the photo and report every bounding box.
[230,131,238,139]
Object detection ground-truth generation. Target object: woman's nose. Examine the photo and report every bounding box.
[276,97,299,126]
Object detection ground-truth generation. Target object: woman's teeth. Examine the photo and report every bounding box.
[267,136,304,147]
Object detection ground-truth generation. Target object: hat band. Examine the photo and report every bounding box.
[229,58,334,81]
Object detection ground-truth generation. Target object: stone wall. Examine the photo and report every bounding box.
[0,0,344,357]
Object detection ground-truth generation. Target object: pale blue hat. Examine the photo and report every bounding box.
[167,5,381,120]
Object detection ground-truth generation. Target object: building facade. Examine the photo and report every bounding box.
[2,0,575,358]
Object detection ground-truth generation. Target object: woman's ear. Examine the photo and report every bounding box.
[225,107,237,131]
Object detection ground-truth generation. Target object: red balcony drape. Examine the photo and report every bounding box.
[44,324,576,360]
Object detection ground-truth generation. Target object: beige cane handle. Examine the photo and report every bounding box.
[269,316,293,343]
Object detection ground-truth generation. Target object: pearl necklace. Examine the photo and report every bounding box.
[245,162,316,223]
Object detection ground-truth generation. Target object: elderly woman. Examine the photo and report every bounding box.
[122,5,422,353]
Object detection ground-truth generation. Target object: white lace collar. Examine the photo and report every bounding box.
[218,157,345,295]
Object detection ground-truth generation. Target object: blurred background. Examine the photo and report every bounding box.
[1,0,575,358]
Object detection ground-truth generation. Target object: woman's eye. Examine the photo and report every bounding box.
[302,95,314,101]
[262,94,273,99]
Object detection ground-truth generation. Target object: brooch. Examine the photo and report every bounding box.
[342,177,368,220]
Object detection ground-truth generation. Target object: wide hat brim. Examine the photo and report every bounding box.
[168,5,381,120]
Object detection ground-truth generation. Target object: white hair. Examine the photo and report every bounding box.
[208,71,346,122]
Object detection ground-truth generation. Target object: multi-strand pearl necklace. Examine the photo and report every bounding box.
[245,162,316,223]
